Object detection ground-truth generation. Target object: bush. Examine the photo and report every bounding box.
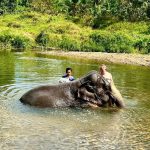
[0,32,31,49]
[59,35,81,51]
[35,31,50,46]
[89,31,135,53]
[146,26,150,34]
[0,34,12,44]
[11,36,30,49]
[47,34,61,48]
[81,38,104,52]
[7,22,22,28]
[19,13,36,19]
[48,22,81,35]
[134,38,150,54]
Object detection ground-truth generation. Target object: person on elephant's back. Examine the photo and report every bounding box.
[99,64,125,107]
[99,64,113,85]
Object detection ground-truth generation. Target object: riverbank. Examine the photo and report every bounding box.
[0,12,150,53]
[37,51,150,66]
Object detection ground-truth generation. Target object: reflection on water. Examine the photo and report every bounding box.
[0,51,150,150]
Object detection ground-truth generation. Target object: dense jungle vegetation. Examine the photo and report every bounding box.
[0,0,150,53]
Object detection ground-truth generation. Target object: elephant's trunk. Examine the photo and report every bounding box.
[110,82,125,108]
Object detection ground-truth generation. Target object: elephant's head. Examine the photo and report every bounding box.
[77,71,111,106]
[79,71,110,90]
[77,71,125,108]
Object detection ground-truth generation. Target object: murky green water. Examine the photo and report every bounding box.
[0,51,150,150]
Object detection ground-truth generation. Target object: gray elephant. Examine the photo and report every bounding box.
[20,71,125,108]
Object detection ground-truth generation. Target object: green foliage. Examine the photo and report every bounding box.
[63,0,150,28]
[0,12,149,53]
[19,0,29,7]
[48,21,81,35]
[134,38,150,54]
[0,0,18,12]
[81,39,105,52]
[59,35,81,51]
[0,31,31,49]
[117,0,149,21]
[35,31,49,46]
[0,0,150,24]
[146,25,150,34]
[7,22,22,28]
[90,31,135,53]
[47,34,61,48]
[11,36,29,49]
[105,22,148,33]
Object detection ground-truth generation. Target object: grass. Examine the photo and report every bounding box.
[0,11,149,53]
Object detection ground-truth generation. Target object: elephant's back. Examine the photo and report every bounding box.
[19,84,74,107]
[20,85,54,106]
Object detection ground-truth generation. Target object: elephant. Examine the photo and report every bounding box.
[20,71,125,108]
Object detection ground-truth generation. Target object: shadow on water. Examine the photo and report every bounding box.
[0,51,150,150]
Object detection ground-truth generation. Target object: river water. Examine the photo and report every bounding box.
[0,51,150,150]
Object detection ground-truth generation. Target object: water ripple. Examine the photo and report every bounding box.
[0,52,150,150]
